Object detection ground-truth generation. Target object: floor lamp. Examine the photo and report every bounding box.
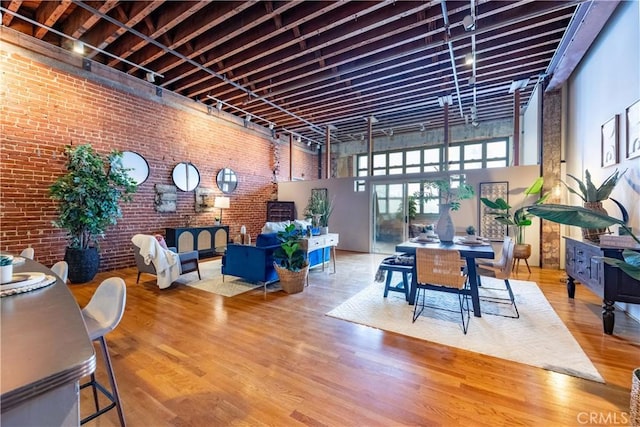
[214,196,230,224]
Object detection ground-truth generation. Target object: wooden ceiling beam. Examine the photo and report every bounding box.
[34,0,72,40]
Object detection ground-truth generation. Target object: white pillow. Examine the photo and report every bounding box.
[261,221,290,234]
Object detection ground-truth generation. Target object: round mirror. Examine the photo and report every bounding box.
[216,168,238,193]
[118,151,150,185]
[172,162,200,192]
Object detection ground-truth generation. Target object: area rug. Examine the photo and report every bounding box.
[326,277,604,383]
[175,259,262,297]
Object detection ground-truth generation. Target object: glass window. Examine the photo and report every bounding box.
[406,150,421,165]
[465,143,482,160]
[487,141,506,158]
[373,154,386,168]
[487,160,507,168]
[389,152,403,167]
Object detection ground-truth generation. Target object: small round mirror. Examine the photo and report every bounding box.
[172,162,200,192]
[118,151,150,185]
[216,168,238,193]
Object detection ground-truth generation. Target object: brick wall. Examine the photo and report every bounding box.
[0,41,318,271]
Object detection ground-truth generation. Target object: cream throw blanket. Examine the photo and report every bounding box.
[132,234,180,289]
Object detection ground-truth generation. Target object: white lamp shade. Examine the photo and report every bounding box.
[214,196,230,209]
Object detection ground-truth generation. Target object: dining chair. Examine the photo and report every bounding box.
[79,277,127,426]
[51,260,68,283]
[476,236,512,269]
[413,247,470,334]
[476,238,519,318]
[20,247,34,260]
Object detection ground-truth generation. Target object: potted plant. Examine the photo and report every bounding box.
[466,225,476,236]
[0,255,13,284]
[49,144,137,283]
[562,168,627,242]
[273,223,308,294]
[421,177,475,242]
[304,190,334,234]
[480,177,548,254]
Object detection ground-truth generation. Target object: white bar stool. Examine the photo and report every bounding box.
[80,277,127,426]
[51,260,68,283]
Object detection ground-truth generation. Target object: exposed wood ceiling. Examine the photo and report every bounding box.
[3,0,606,146]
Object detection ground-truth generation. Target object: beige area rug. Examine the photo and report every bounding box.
[175,259,262,297]
[327,277,604,383]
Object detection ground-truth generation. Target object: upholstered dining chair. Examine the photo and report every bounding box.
[20,247,34,260]
[413,247,471,334]
[51,260,68,284]
[476,236,512,269]
[79,277,126,426]
[476,238,519,319]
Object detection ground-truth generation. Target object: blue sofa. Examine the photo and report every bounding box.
[221,233,330,284]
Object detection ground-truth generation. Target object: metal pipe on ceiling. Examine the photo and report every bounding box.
[71,0,329,141]
[440,1,465,119]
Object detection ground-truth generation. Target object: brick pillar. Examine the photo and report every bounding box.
[541,89,562,269]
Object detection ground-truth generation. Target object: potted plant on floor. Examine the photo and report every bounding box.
[273,224,308,294]
[49,144,137,283]
[480,177,548,263]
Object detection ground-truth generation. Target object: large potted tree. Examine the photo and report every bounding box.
[49,144,137,283]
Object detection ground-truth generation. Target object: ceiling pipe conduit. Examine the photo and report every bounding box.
[440,1,465,119]
[71,0,329,141]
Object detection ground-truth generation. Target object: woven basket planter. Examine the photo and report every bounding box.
[632,368,640,426]
[274,263,308,294]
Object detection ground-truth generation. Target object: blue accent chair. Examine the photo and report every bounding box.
[221,233,330,285]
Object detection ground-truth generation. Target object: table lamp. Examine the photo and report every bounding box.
[213,196,230,224]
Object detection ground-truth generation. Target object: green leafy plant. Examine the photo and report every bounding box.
[525,204,640,280]
[480,177,549,244]
[466,225,476,235]
[304,190,334,227]
[0,255,12,266]
[563,169,627,202]
[49,144,137,250]
[273,224,307,271]
[422,178,475,211]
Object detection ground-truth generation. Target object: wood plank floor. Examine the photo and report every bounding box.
[69,251,640,427]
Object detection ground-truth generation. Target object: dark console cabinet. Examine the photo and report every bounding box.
[564,237,640,334]
[166,226,229,258]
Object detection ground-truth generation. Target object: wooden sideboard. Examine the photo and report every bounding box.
[166,226,229,258]
[564,236,640,334]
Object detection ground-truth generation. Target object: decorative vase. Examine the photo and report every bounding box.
[582,201,608,243]
[436,204,455,242]
[274,263,308,294]
[513,243,532,260]
[320,226,329,235]
[64,247,100,284]
[1,263,13,284]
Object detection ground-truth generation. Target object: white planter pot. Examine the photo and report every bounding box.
[1,264,14,284]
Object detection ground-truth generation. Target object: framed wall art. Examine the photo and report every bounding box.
[601,115,618,167]
[626,99,640,160]
[478,181,509,241]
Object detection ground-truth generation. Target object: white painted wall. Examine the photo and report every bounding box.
[522,85,541,165]
[566,0,640,320]
[278,165,542,265]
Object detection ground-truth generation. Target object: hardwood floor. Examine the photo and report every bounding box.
[69,251,640,426]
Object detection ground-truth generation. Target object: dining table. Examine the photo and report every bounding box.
[1,256,96,425]
[395,238,495,317]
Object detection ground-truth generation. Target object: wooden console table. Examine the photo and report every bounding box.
[166,226,229,258]
[300,233,339,273]
[564,236,640,334]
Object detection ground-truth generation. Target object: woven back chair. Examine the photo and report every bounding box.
[476,238,519,318]
[413,247,470,333]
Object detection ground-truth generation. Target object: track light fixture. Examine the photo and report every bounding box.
[465,53,474,65]
[145,72,155,83]
[73,40,85,54]
[462,14,475,31]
